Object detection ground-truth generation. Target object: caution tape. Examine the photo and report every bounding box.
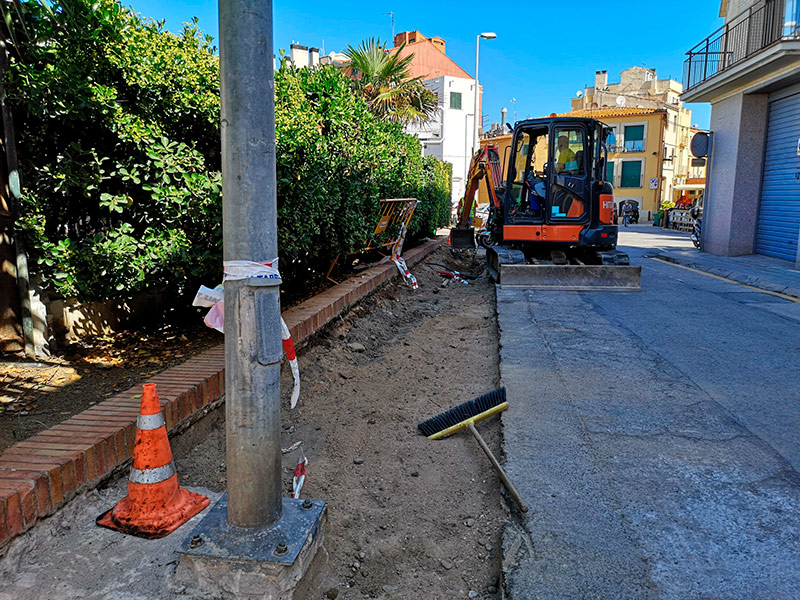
[222,259,281,281]
[389,221,419,290]
[194,258,301,407]
[292,457,308,499]
[393,256,419,289]
[280,318,300,409]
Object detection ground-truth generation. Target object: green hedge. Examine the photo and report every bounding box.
[275,62,450,286]
[8,0,451,301]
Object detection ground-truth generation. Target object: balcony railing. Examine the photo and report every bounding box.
[607,142,644,153]
[683,0,800,91]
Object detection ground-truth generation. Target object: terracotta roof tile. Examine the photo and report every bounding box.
[557,107,666,118]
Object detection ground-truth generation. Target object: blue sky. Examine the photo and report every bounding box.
[124,1,723,129]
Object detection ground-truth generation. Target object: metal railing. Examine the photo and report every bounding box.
[684,0,800,90]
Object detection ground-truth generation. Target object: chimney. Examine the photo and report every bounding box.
[290,43,309,67]
[430,36,447,54]
[501,107,507,129]
[309,47,320,66]
[595,70,608,89]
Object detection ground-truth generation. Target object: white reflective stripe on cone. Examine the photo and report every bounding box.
[137,413,166,431]
[129,461,177,484]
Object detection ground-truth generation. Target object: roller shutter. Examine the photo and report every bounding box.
[756,92,800,261]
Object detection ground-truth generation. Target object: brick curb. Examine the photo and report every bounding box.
[0,237,446,550]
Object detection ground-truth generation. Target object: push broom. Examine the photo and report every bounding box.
[418,387,528,512]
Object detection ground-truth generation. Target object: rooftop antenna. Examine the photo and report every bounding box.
[383,11,395,40]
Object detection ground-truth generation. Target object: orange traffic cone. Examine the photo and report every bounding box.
[96,383,209,539]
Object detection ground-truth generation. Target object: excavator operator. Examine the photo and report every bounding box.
[556,135,576,173]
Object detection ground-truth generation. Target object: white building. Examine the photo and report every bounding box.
[392,31,482,204]
[406,75,478,203]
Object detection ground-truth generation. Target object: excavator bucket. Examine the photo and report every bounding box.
[449,227,476,250]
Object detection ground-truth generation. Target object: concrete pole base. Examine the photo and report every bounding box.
[169,495,327,599]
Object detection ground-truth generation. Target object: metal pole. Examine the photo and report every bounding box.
[700,132,713,253]
[472,34,480,157]
[219,0,283,528]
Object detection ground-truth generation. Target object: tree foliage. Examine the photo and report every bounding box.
[5,1,450,301]
[344,38,439,125]
[5,0,221,299]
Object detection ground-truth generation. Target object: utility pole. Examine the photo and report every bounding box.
[218,0,283,528]
[174,5,325,596]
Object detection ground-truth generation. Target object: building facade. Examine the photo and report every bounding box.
[570,68,697,217]
[393,31,481,204]
[683,0,800,261]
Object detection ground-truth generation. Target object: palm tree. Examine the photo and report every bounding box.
[344,38,438,125]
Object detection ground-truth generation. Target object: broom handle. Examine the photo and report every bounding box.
[468,422,529,513]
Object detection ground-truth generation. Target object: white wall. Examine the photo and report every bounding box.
[408,75,477,204]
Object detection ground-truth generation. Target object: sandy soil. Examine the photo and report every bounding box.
[0,322,221,453]
[176,248,509,599]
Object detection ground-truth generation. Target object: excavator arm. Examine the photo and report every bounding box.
[455,144,502,230]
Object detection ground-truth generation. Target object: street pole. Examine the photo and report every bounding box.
[219,0,282,528]
[472,34,480,157]
[472,32,496,157]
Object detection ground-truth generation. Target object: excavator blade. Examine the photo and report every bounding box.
[486,245,641,291]
[498,264,641,291]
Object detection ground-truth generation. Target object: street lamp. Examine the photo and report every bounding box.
[510,97,517,125]
[472,32,496,156]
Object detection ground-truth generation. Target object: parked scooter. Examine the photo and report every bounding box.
[690,206,702,249]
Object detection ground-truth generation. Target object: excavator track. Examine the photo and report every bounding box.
[486,246,641,291]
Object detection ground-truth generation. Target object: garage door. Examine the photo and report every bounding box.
[756,92,800,261]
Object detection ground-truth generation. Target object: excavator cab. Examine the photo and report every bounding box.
[494,118,612,245]
[452,117,640,290]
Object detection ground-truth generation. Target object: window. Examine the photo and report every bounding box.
[553,128,586,176]
[450,92,462,110]
[624,125,644,152]
[606,160,615,185]
[620,160,642,188]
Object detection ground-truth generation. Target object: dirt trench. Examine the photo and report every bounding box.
[176,248,508,599]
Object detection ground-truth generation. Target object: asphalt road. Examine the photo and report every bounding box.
[499,225,800,599]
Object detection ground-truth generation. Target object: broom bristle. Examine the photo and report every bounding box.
[418,387,507,437]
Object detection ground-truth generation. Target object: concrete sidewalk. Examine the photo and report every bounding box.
[631,224,800,299]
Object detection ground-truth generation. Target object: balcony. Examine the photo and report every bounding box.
[683,0,800,101]
[608,141,644,153]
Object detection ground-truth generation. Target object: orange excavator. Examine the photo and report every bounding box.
[451,116,640,290]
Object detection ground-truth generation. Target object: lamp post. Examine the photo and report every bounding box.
[472,32,496,156]
[510,97,517,125]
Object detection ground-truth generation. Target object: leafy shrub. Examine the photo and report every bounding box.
[8,0,221,299]
[7,1,450,302]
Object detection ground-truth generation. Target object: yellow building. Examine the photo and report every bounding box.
[563,107,667,215]
[478,107,700,217]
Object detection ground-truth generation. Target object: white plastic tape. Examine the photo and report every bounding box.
[393,256,419,290]
[192,284,224,307]
[223,259,281,281]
